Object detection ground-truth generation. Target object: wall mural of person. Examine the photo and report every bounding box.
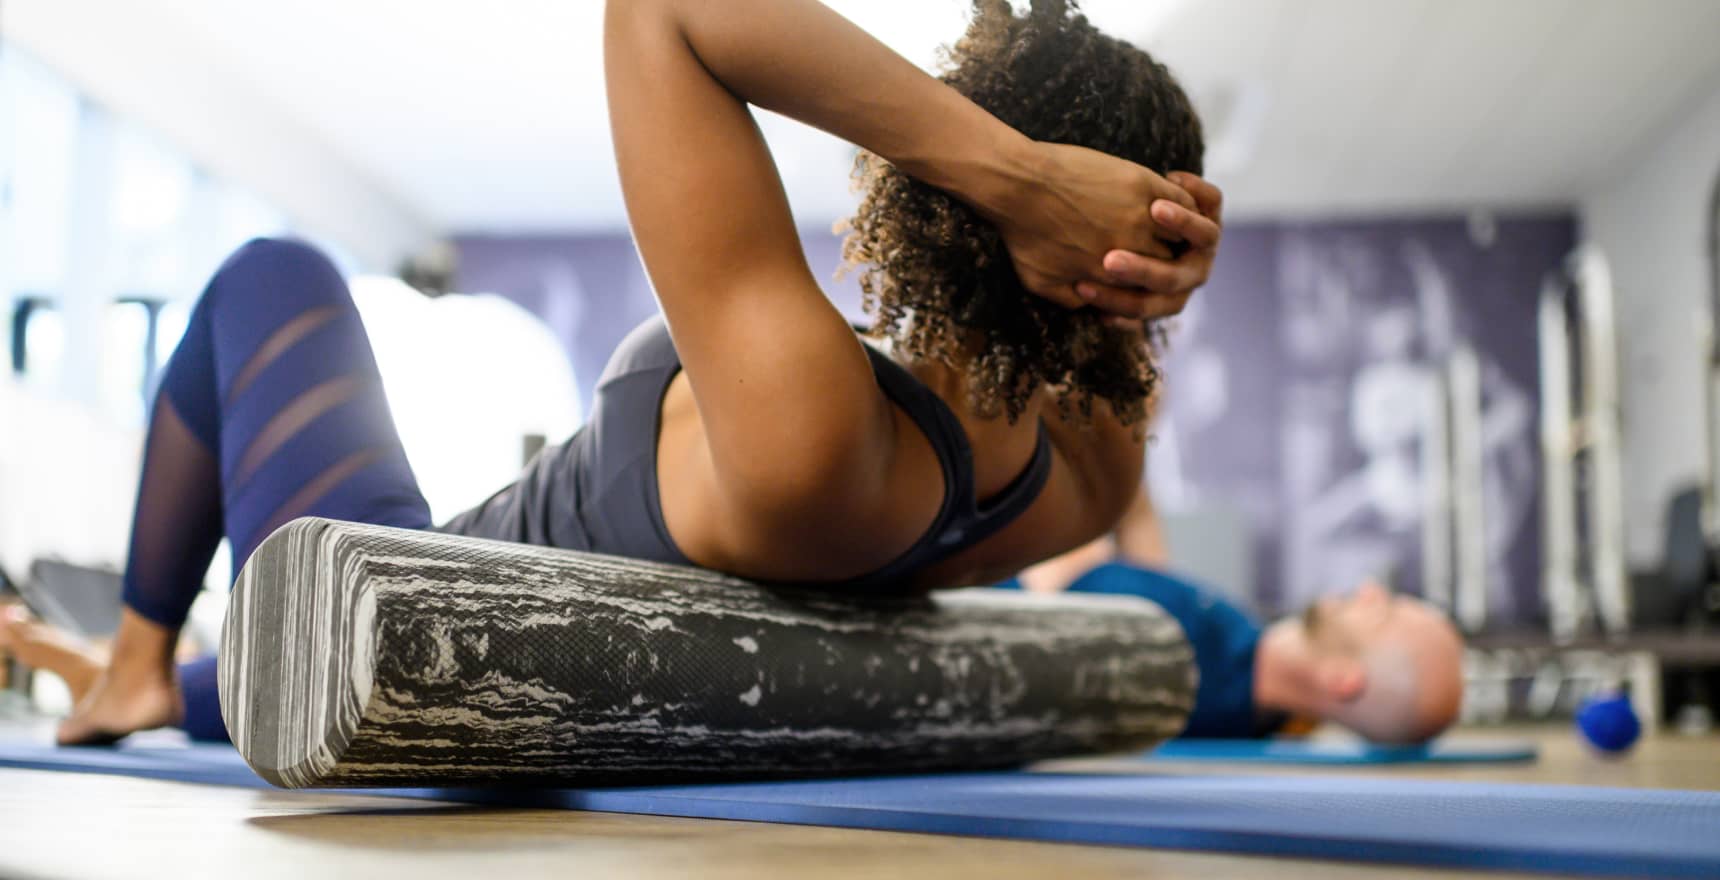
[1154,217,1570,625]
[455,218,1572,627]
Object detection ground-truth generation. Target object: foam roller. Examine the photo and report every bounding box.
[219,518,1195,788]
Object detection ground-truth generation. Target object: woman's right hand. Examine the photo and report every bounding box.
[985,141,1223,321]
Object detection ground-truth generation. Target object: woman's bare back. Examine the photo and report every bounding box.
[655,346,1144,591]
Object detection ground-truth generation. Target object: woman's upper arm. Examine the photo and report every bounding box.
[1044,397,1149,534]
[604,1,891,504]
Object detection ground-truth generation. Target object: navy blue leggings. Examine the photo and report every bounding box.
[123,238,431,741]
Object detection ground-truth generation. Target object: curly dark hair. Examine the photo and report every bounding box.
[842,0,1204,426]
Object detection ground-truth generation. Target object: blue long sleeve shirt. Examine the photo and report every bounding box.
[1003,563,1284,738]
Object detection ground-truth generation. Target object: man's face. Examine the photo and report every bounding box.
[1302,581,1400,657]
[1299,582,1466,740]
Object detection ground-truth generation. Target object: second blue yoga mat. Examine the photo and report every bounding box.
[0,739,1713,878]
[1145,737,1539,765]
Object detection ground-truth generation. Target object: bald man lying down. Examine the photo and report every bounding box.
[1010,486,1466,744]
[5,479,1462,747]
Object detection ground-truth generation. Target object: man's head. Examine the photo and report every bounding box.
[1258,582,1465,743]
[843,0,1204,428]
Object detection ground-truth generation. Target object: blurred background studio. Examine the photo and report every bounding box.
[3,0,1720,732]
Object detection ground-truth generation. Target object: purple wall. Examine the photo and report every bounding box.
[455,213,1574,624]
[1151,216,1572,620]
[455,230,862,405]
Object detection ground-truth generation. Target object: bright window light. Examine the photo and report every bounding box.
[22,305,66,390]
[1,49,79,293]
[112,124,196,295]
[155,301,192,374]
[100,301,151,421]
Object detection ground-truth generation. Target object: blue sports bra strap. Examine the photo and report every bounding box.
[857,344,976,508]
[845,342,1053,590]
[954,420,1052,544]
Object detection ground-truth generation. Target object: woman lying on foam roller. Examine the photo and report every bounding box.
[13,0,1226,745]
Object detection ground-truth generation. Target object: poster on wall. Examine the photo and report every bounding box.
[1154,217,1573,625]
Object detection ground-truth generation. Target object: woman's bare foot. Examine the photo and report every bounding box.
[0,605,108,702]
[53,609,184,746]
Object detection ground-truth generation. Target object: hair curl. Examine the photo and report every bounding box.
[842,0,1203,426]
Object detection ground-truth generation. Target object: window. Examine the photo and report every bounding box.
[0,48,79,298]
[111,123,196,299]
[211,181,289,265]
[10,299,66,389]
[1,46,81,377]
[0,41,301,413]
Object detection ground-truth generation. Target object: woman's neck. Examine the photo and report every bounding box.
[891,329,1049,420]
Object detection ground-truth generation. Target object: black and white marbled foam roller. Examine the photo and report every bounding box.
[219,518,1195,789]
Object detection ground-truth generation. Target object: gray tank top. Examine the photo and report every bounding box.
[438,316,1051,592]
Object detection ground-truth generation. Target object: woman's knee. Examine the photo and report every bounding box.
[221,236,341,278]
[205,237,355,319]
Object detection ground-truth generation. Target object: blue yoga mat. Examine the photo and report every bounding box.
[1146,737,1539,765]
[0,739,1715,878]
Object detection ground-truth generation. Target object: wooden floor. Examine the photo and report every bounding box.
[0,725,1715,880]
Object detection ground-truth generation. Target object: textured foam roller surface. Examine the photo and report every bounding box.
[219,518,1196,788]
[0,741,1715,878]
[1145,737,1539,765]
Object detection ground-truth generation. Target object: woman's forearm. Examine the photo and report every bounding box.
[1115,481,1171,568]
[1019,536,1118,594]
[638,0,1038,218]
[610,0,1219,320]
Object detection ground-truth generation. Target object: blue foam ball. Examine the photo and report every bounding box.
[1576,693,1641,754]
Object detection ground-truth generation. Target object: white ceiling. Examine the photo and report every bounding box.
[144,0,1720,234]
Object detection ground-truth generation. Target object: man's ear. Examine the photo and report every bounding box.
[1315,657,1367,703]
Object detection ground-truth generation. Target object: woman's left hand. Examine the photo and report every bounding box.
[1082,172,1224,323]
